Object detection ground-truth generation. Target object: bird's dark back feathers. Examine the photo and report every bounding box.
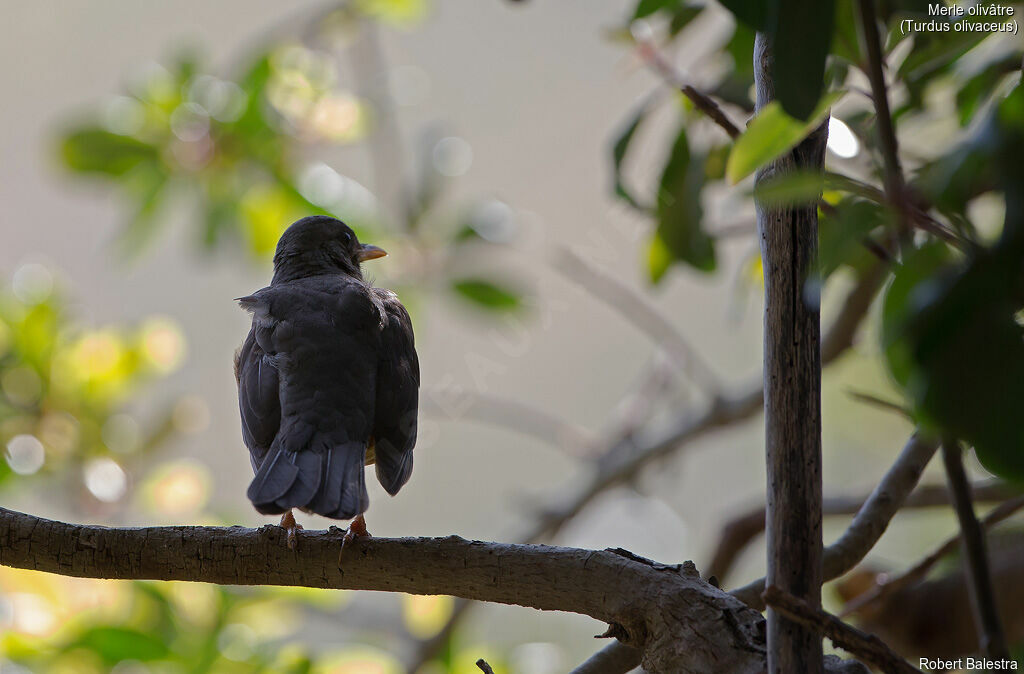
[235,274,418,520]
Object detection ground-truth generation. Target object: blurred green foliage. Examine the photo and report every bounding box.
[55,1,526,316]
[0,268,183,492]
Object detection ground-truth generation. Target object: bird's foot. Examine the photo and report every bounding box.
[280,510,303,551]
[338,514,370,566]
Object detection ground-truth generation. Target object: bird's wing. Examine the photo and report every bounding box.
[238,280,381,519]
[235,320,281,472]
[371,288,420,495]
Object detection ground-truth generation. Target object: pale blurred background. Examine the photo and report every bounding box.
[0,1,959,672]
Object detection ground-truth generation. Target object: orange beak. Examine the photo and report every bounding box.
[357,244,387,262]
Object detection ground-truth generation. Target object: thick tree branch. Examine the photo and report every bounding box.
[754,30,827,674]
[941,441,1010,659]
[0,508,768,674]
[731,433,939,609]
[762,586,922,674]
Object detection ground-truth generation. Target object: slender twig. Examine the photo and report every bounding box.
[855,0,910,248]
[707,480,1015,583]
[842,496,1024,616]
[476,659,496,674]
[730,434,939,609]
[845,390,912,419]
[762,586,923,674]
[941,440,1010,659]
[633,39,742,139]
[557,248,723,395]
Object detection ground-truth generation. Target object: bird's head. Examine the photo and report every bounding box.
[271,216,387,283]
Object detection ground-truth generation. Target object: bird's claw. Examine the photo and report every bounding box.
[280,510,303,551]
[338,514,370,566]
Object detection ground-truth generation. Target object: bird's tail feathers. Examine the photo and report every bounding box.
[247,441,368,520]
[373,440,414,496]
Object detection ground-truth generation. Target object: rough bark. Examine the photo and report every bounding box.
[754,31,828,674]
[0,507,766,674]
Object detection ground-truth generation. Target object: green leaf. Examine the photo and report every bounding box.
[611,103,651,212]
[818,198,885,277]
[60,129,159,177]
[752,170,824,208]
[726,92,840,184]
[632,0,680,19]
[655,125,715,272]
[717,0,769,30]
[880,242,952,388]
[71,626,169,664]
[907,247,1024,482]
[772,0,836,120]
[451,278,523,311]
[830,0,862,64]
[668,4,704,35]
[646,234,674,284]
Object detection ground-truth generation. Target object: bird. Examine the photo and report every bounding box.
[233,215,419,558]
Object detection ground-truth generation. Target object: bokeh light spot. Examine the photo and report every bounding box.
[827,117,860,159]
[7,592,56,636]
[143,459,211,516]
[101,96,145,136]
[5,434,45,475]
[401,594,454,639]
[432,136,473,177]
[37,411,80,458]
[467,200,517,244]
[139,317,185,374]
[84,457,128,503]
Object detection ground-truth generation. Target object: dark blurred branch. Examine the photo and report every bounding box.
[842,495,1024,617]
[762,586,921,674]
[0,508,768,674]
[730,433,938,609]
[707,479,1015,583]
[941,441,1010,659]
[557,248,722,395]
[475,659,496,674]
[855,0,911,249]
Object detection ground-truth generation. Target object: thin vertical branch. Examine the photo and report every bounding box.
[855,0,909,246]
[941,440,1010,659]
[754,32,827,674]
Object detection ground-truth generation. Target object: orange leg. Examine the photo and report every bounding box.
[338,514,371,565]
[280,510,303,551]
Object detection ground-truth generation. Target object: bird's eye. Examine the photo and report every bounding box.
[342,231,353,245]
